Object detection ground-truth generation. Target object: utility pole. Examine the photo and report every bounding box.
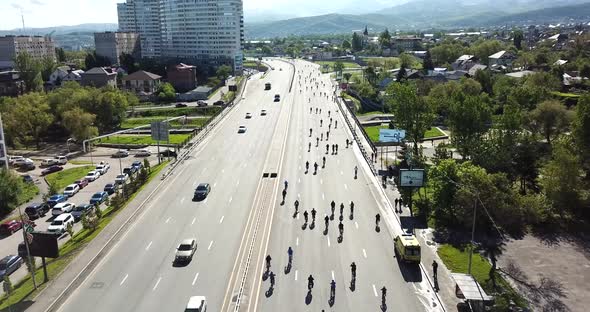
[468,198,477,275]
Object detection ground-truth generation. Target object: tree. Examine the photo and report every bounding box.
[85,51,111,69]
[448,95,492,159]
[529,100,572,145]
[40,56,57,82]
[55,47,67,62]
[81,209,99,232]
[261,46,272,55]
[351,32,363,52]
[470,40,505,65]
[428,159,460,226]
[216,65,232,82]
[460,78,482,96]
[333,61,344,78]
[119,53,137,72]
[0,169,24,215]
[62,107,99,141]
[3,93,53,147]
[82,88,130,132]
[157,82,176,102]
[539,139,583,217]
[343,72,352,83]
[396,65,407,82]
[514,52,534,70]
[473,69,492,95]
[524,72,561,92]
[422,50,434,72]
[385,83,434,155]
[342,40,351,50]
[66,222,74,238]
[430,42,465,66]
[399,53,414,68]
[572,95,590,177]
[3,275,13,298]
[513,30,524,50]
[364,66,377,85]
[13,52,42,92]
[378,28,391,48]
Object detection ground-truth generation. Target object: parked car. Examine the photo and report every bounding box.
[22,174,34,183]
[8,156,25,166]
[0,255,23,279]
[175,238,197,263]
[0,221,23,235]
[41,159,58,167]
[25,203,49,219]
[214,100,225,106]
[75,179,89,189]
[71,204,94,221]
[175,103,187,108]
[159,149,177,158]
[89,192,108,205]
[47,194,68,208]
[52,202,75,216]
[112,150,129,158]
[115,174,129,185]
[42,165,63,175]
[20,159,36,171]
[197,100,207,107]
[85,171,101,182]
[63,184,80,197]
[123,167,137,176]
[193,183,211,200]
[104,183,119,195]
[135,149,151,157]
[131,161,143,170]
[54,156,68,165]
[47,213,74,234]
[95,163,110,175]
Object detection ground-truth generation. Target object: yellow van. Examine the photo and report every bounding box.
[394,234,421,263]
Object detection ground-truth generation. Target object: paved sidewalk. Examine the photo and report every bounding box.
[333,82,460,312]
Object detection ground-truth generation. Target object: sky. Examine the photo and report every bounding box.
[0,0,400,30]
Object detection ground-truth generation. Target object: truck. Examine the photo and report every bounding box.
[393,234,421,263]
[265,82,271,90]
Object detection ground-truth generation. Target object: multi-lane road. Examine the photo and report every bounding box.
[57,59,438,312]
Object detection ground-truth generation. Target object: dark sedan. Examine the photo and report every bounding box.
[193,183,211,201]
[0,255,23,279]
[89,192,108,205]
[104,183,119,195]
[41,165,63,175]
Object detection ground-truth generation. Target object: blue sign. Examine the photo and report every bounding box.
[379,129,406,143]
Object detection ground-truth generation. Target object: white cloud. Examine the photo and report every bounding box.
[30,0,46,5]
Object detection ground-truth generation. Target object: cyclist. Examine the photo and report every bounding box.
[306,161,309,171]
[331,200,336,210]
[282,189,287,201]
[320,119,323,127]
[324,215,329,227]
[321,133,324,141]
[340,203,344,216]
[322,156,326,167]
[330,279,336,297]
[265,254,272,269]
[287,246,293,262]
[338,221,344,235]
[335,120,338,129]
[316,137,319,146]
[284,180,288,190]
[309,128,312,136]
[269,271,276,286]
[311,208,316,221]
[303,210,309,223]
[350,201,354,215]
[308,275,315,290]
[351,262,357,278]
[375,213,381,225]
[326,144,329,154]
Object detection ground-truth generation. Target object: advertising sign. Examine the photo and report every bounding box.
[151,122,169,142]
[399,169,425,187]
[379,129,406,143]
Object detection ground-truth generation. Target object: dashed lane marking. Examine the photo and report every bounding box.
[153,277,162,290]
[145,241,152,251]
[120,274,128,285]
[192,273,200,286]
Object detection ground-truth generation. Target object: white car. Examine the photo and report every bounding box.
[186,296,207,312]
[63,184,80,197]
[238,126,247,133]
[115,174,129,185]
[175,238,197,263]
[54,156,68,165]
[52,202,75,216]
[95,163,110,175]
[135,149,151,157]
[47,213,74,234]
[41,159,58,167]
[8,156,24,166]
[85,171,101,182]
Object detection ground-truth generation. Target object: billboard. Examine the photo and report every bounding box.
[379,129,406,143]
[18,232,59,258]
[399,169,425,187]
[151,122,169,142]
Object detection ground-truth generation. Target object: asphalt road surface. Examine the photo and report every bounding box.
[57,60,436,312]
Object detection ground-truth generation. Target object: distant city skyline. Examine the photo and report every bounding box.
[0,0,402,30]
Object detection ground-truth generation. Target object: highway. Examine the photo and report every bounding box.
[57,59,437,312]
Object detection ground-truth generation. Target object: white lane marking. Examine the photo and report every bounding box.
[236,180,240,186]
[337,159,340,164]
[297,213,300,220]
[208,241,214,250]
[373,284,378,297]
[203,198,208,203]
[120,274,128,285]
[192,273,200,286]
[296,237,299,246]
[153,277,162,290]
[295,270,298,281]
[244,163,248,168]
[320,179,323,185]
[322,193,325,200]
[180,197,185,204]
[298,178,301,183]
[193,181,198,186]
[327,236,331,247]
[363,249,367,258]
[344,184,348,190]
[145,241,153,251]
[340,171,344,175]
[222,169,225,173]
[299,155,302,159]
[229,196,233,203]
[331,270,335,280]
[213,182,217,188]
[165,217,171,223]
[201,167,207,173]
[355,221,359,229]
[219,216,225,224]
[191,217,196,225]
[298,166,301,170]
[298,193,301,198]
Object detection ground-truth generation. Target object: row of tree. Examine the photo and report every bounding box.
[0,82,136,147]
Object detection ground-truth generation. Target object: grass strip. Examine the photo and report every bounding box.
[120,117,210,129]
[45,166,95,191]
[98,134,190,145]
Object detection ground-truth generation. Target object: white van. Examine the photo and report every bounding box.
[185,296,207,312]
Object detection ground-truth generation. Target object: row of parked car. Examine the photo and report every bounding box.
[8,155,68,172]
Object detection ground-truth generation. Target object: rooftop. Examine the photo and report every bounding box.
[122,70,162,81]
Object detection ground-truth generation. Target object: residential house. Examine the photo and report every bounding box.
[488,50,516,68]
[167,63,197,92]
[0,70,24,96]
[505,70,535,79]
[178,85,212,101]
[452,55,479,71]
[81,67,117,88]
[392,36,421,52]
[62,70,84,83]
[122,70,162,94]
[468,64,488,77]
[49,66,71,85]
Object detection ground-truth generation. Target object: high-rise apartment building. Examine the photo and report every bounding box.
[117,0,243,72]
[0,36,56,68]
[94,32,141,65]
